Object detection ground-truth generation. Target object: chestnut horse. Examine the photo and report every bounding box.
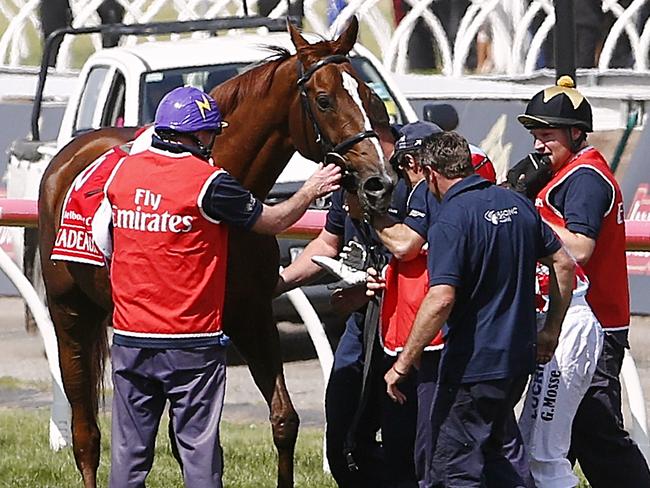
[38,18,395,488]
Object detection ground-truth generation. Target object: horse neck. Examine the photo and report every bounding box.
[213,56,319,199]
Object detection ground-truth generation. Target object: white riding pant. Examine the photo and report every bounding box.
[519,296,604,488]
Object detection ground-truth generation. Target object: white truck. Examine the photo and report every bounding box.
[5,16,417,326]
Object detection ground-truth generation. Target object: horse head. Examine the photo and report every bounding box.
[288,17,396,215]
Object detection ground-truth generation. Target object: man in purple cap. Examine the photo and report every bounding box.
[100,86,340,487]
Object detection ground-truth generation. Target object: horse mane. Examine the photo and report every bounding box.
[213,46,292,114]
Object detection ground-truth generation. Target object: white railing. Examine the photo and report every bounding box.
[2,0,650,75]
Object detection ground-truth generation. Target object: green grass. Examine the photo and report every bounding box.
[0,383,590,486]
[0,376,50,391]
[0,407,593,487]
[0,409,336,487]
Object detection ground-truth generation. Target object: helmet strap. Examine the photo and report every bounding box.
[185,133,217,161]
[567,127,587,153]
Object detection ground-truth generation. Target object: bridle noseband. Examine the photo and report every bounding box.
[296,54,378,191]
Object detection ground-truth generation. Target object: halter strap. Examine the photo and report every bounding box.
[296,54,350,87]
[296,55,379,154]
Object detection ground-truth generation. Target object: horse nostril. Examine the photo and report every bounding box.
[361,176,390,195]
[360,176,393,212]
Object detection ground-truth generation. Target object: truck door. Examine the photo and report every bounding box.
[73,65,126,134]
[73,65,111,135]
[101,69,126,127]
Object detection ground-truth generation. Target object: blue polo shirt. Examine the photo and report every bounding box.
[427,174,561,384]
[403,179,441,238]
[548,167,613,239]
[325,178,410,248]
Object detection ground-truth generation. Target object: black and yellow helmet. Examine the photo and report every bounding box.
[518,76,592,133]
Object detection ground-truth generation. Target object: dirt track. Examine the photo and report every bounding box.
[0,297,327,426]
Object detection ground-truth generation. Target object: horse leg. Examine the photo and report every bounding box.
[225,302,299,488]
[48,292,108,488]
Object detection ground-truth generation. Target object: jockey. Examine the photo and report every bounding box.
[514,76,650,488]
[101,85,340,488]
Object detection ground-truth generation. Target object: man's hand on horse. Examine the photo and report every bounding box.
[365,266,386,297]
[302,163,341,199]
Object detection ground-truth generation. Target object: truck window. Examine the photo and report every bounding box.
[138,59,402,125]
[139,64,248,124]
[101,70,126,127]
[75,66,110,132]
[350,57,405,125]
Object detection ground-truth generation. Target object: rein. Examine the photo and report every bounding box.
[296,54,378,191]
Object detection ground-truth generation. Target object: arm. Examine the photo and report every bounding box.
[371,213,426,261]
[543,222,595,265]
[330,286,370,316]
[385,284,455,403]
[275,228,342,295]
[537,246,576,362]
[251,163,341,235]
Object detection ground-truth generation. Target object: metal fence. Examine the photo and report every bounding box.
[2,0,650,75]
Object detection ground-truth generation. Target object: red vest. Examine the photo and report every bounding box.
[380,253,444,355]
[535,262,590,313]
[535,147,629,330]
[106,148,229,341]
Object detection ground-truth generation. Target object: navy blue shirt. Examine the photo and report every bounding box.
[200,172,263,230]
[548,167,613,239]
[427,175,561,383]
[325,178,410,250]
[403,179,441,238]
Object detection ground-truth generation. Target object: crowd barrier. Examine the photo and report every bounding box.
[3,0,650,76]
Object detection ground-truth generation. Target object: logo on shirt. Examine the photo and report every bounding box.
[617,201,625,225]
[408,209,426,218]
[245,194,256,213]
[111,187,194,233]
[484,206,518,225]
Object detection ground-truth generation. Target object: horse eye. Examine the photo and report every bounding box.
[316,95,331,110]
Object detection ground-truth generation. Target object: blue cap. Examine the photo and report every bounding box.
[394,121,443,152]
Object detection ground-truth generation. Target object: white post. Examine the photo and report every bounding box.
[622,349,650,463]
[283,282,334,473]
[0,246,71,449]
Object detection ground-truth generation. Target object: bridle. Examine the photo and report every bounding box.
[296,54,378,191]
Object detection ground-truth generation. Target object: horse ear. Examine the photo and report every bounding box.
[367,88,390,128]
[333,16,359,55]
[287,17,310,56]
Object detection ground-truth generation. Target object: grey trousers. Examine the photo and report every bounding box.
[110,344,227,488]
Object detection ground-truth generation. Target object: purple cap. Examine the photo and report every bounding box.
[154,86,227,133]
